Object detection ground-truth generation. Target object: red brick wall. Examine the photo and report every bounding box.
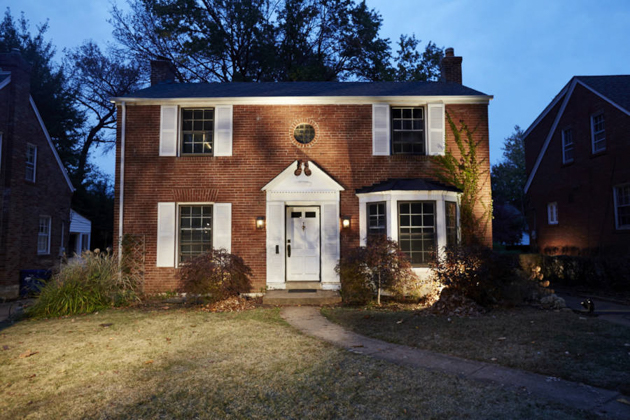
[0,54,73,298]
[115,102,492,293]
[525,83,630,254]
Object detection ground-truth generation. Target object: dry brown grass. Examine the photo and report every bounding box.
[323,306,630,393]
[0,307,595,419]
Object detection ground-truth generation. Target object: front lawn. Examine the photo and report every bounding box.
[0,307,594,419]
[322,306,630,393]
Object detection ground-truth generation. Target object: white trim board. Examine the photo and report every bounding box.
[0,75,10,91]
[29,96,75,192]
[112,95,492,106]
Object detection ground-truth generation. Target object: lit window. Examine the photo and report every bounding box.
[38,216,51,255]
[591,113,605,153]
[398,202,435,266]
[26,144,37,182]
[179,205,212,262]
[614,184,630,230]
[562,129,574,164]
[181,109,214,155]
[445,201,458,247]
[392,107,425,155]
[547,202,558,225]
[367,202,386,240]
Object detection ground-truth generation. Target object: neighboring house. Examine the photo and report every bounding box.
[523,75,630,255]
[69,210,91,256]
[0,51,74,298]
[113,48,492,294]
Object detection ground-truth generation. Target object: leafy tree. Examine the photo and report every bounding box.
[335,236,417,305]
[491,126,527,244]
[65,41,142,187]
[0,8,83,170]
[110,0,443,82]
[434,113,491,246]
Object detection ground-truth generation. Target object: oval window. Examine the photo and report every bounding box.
[294,124,316,144]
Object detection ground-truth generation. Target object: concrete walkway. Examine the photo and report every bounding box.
[282,306,630,419]
[556,289,630,328]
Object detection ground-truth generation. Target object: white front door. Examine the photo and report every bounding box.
[286,206,320,281]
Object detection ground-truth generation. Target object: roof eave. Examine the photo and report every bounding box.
[110,94,493,106]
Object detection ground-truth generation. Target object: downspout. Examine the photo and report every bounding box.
[118,102,127,266]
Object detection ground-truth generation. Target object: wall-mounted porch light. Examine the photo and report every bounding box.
[256,216,266,230]
[341,215,351,229]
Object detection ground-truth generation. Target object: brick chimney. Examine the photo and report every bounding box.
[150,57,177,86]
[440,47,462,84]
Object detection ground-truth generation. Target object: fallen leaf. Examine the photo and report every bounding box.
[618,398,630,406]
[190,325,197,328]
[145,360,154,365]
[19,350,38,358]
[99,323,113,328]
[27,374,36,379]
[490,357,497,361]
[396,320,403,324]
[2,345,9,351]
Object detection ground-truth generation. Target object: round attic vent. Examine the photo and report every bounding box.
[293,124,316,144]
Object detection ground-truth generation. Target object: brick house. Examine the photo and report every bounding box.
[113,48,492,294]
[0,52,74,298]
[523,75,630,255]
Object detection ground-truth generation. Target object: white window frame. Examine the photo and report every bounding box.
[613,184,630,230]
[38,216,51,255]
[391,106,427,155]
[180,107,215,156]
[26,143,37,182]
[176,202,214,266]
[0,132,3,171]
[591,113,605,154]
[547,202,558,225]
[561,128,574,164]
[357,190,460,277]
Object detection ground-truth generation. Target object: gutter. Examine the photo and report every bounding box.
[118,102,126,265]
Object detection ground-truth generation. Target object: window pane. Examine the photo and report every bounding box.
[180,205,213,262]
[398,202,436,266]
[392,107,425,155]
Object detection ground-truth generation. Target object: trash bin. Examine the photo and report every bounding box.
[19,270,51,297]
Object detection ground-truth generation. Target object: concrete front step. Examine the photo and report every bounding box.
[263,290,341,306]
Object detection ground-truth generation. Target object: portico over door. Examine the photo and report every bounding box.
[286,207,320,281]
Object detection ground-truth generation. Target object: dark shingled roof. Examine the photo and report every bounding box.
[355,178,461,194]
[576,75,630,112]
[121,81,489,99]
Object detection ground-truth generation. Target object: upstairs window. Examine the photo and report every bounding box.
[614,184,630,230]
[398,202,435,266]
[38,216,51,255]
[547,202,558,225]
[181,109,214,155]
[591,113,605,153]
[367,202,386,240]
[562,129,574,164]
[179,205,212,263]
[26,143,37,182]
[445,201,458,247]
[392,107,425,155]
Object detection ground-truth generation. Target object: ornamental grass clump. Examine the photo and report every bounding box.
[178,249,252,302]
[28,248,141,318]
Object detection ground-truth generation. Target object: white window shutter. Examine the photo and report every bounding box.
[214,105,233,156]
[159,105,178,156]
[213,203,232,252]
[372,104,390,156]
[428,103,445,156]
[156,202,176,267]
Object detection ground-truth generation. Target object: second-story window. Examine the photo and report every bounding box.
[182,109,214,155]
[591,113,605,154]
[26,143,37,182]
[392,107,425,155]
[562,129,574,164]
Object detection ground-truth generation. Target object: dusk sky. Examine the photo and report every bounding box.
[4,0,630,178]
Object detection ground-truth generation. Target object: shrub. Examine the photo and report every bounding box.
[431,245,537,307]
[178,249,252,301]
[28,249,141,318]
[335,236,418,305]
